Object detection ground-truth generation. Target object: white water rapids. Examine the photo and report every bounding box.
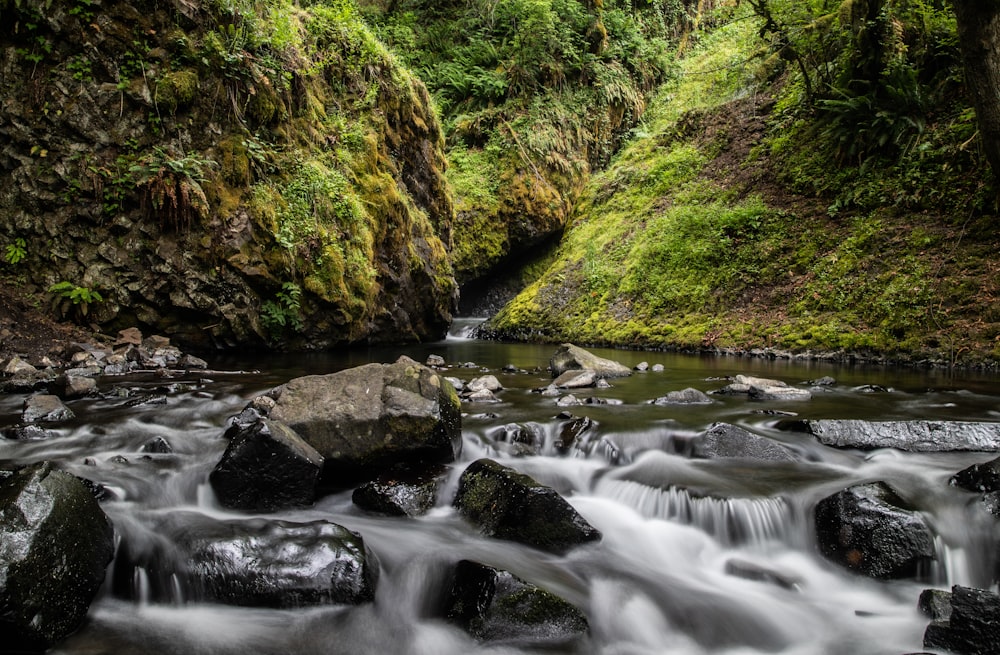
[2,330,998,655]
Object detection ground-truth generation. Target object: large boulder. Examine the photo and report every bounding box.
[549,344,632,379]
[781,419,1000,452]
[444,560,589,647]
[922,585,1000,655]
[691,423,798,462]
[269,356,462,486]
[113,513,377,607]
[453,458,601,554]
[814,482,936,579]
[0,462,115,652]
[209,418,324,511]
[951,456,1000,492]
[351,463,447,517]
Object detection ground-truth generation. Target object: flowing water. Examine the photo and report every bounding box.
[3,319,1000,655]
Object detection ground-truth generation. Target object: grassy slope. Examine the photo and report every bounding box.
[486,10,1000,366]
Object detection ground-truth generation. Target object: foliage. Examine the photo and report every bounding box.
[4,238,26,266]
[261,281,304,335]
[48,281,103,320]
[130,148,218,232]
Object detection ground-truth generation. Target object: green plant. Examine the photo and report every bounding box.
[4,238,26,266]
[48,281,103,319]
[130,147,217,232]
[261,282,304,335]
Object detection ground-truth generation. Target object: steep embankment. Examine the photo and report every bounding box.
[0,0,455,349]
[485,7,1000,366]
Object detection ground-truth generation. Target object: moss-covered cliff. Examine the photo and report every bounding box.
[484,4,1000,366]
[0,0,456,349]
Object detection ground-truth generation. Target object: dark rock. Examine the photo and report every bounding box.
[141,436,173,454]
[783,419,1000,452]
[489,423,540,447]
[178,354,209,369]
[22,394,74,423]
[444,560,588,647]
[951,456,1000,492]
[269,356,461,487]
[652,388,713,405]
[854,384,891,393]
[113,513,378,607]
[352,462,447,516]
[814,482,936,579]
[1,370,54,393]
[923,586,1000,655]
[50,374,97,399]
[918,588,953,620]
[210,418,324,511]
[555,415,597,454]
[453,458,601,554]
[724,558,801,590]
[123,394,168,407]
[0,462,115,652]
[692,423,797,462]
[549,344,631,379]
[808,376,837,386]
[2,424,59,440]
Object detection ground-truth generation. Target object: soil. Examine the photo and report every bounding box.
[0,282,108,365]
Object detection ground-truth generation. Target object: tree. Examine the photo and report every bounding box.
[951,0,1000,181]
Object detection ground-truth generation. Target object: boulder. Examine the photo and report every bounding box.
[351,462,447,517]
[0,462,115,652]
[814,482,936,579]
[426,354,446,367]
[3,356,36,375]
[50,374,98,399]
[466,375,503,393]
[113,513,378,607]
[782,419,1000,452]
[549,344,631,379]
[453,458,601,554]
[554,415,597,454]
[141,436,173,454]
[22,394,74,423]
[552,369,598,389]
[923,586,1000,655]
[268,356,462,486]
[652,388,713,405]
[443,560,589,647]
[951,456,1000,492]
[692,423,797,462]
[209,418,324,511]
[1,425,59,440]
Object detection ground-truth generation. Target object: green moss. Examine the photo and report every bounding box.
[154,69,199,114]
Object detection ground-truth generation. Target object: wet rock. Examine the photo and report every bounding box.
[782,419,1000,452]
[651,364,665,372]
[426,354,445,367]
[22,394,74,423]
[814,482,936,579]
[918,588,953,620]
[0,462,115,652]
[724,558,801,591]
[50,373,97,399]
[808,376,837,386]
[854,384,891,393]
[269,356,462,487]
[715,374,789,395]
[124,394,168,407]
[352,463,447,516]
[692,423,798,462]
[951,456,1000,492]
[114,513,378,607]
[552,369,598,389]
[556,394,583,407]
[652,388,713,405]
[2,424,59,440]
[466,389,500,403]
[466,375,503,393]
[555,415,597,454]
[489,423,540,448]
[444,376,464,392]
[549,344,632,379]
[922,586,1000,655]
[453,458,601,554]
[443,560,588,647]
[141,436,173,454]
[749,385,812,401]
[210,418,324,511]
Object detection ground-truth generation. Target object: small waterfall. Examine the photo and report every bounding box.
[595,479,794,546]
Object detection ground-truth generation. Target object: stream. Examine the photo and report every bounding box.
[3,318,1000,655]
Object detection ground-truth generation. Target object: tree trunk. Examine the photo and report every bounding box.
[952,0,1000,181]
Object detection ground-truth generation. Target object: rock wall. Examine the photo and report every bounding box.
[0,0,457,350]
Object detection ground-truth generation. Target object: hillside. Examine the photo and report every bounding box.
[483,4,1000,367]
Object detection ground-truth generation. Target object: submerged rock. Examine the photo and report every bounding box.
[652,387,713,405]
[692,423,798,462]
[783,419,1000,452]
[210,418,324,511]
[352,462,447,517]
[269,356,462,486]
[814,482,936,579]
[443,560,589,647]
[113,513,378,607]
[0,462,115,652]
[453,458,601,554]
[549,344,632,379]
[922,585,1000,655]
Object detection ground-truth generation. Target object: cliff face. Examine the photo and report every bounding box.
[0,0,456,349]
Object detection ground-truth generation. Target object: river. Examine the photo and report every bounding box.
[3,319,999,654]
